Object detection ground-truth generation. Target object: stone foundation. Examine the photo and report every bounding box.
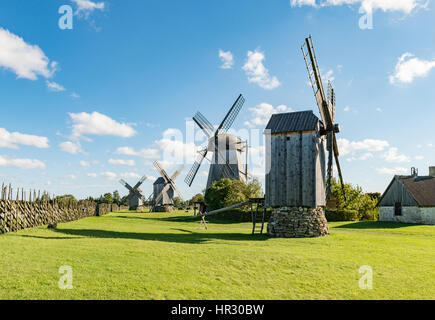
[153,205,174,213]
[267,207,329,238]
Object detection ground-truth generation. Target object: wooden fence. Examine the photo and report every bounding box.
[0,183,116,234]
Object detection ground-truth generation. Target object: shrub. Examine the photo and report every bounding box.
[325,209,359,222]
[359,208,379,221]
[205,178,263,211]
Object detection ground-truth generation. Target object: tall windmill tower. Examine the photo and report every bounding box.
[119,175,147,211]
[185,94,248,189]
[265,36,346,238]
[152,161,184,212]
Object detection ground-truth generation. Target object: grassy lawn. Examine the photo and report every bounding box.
[0,210,434,300]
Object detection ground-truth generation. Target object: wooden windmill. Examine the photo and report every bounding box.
[119,175,147,211]
[152,161,184,212]
[301,35,346,202]
[264,36,346,209]
[185,94,248,189]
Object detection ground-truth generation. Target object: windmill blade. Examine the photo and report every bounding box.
[169,180,183,201]
[119,179,134,192]
[170,165,184,181]
[193,112,214,139]
[326,133,334,200]
[133,175,147,190]
[185,149,208,187]
[302,36,333,129]
[332,133,347,201]
[328,81,336,123]
[153,161,172,184]
[216,94,245,136]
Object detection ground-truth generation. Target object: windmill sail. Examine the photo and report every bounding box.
[216,94,245,135]
[193,112,214,139]
[302,35,346,200]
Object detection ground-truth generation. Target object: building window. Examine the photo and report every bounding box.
[394,202,402,216]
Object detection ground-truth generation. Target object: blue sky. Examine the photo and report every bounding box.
[0,0,434,200]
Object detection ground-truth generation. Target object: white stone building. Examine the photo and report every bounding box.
[378,167,435,225]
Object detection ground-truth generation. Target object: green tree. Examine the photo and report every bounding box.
[56,194,76,203]
[173,197,183,207]
[103,193,114,204]
[120,195,129,206]
[190,193,205,204]
[331,178,378,220]
[205,178,264,211]
[244,178,263,199]
[113,190,121,205]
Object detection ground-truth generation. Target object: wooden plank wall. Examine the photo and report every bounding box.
[266,131,322,208]
[378,178,418,207]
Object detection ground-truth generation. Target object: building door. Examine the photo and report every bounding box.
[394,202,402,216]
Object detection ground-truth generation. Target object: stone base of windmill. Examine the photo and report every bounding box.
[153,205,174,213]
[267,207,329,238]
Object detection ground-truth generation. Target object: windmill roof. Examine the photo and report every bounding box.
[265,111,322,134]
[153,177,166,185]
[395,175,435,207]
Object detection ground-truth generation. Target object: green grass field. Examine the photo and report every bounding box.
[0,210,434,300]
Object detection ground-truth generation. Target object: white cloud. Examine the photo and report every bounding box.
[219,49,234,69]
[80,160,90,167]
[244,103,294,128]
[0,155,46,169]
[87,171,118,180]
[0,128,49,149]
[382,147,410,163]
[71,92,80,99]
[0,27,57,80]
[120,172,141,179]
[108,159,136,166]
[322,69,335,83]
[116,146,160,159]
[390,53,435,84]
[376,107,383,112]
[69,112,137,139]
[156,128,199,164]
[59,141,84,155]
[346,152,374,162]
[243,50,281,90]
[376,167,409,175]
[415,155,424,160]
[338,138,390,156]
[100,171,117,180]
[290,0,426,14]
[344,106,350,112]
[46,81,66,92]
[64,174,77,180]
[72,0,105,16]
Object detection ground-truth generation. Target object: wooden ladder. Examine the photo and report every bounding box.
[251,198,266,235]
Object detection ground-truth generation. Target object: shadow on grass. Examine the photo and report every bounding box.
[113,215,249,225]
[34,228,270,244]
[334,221,416,230]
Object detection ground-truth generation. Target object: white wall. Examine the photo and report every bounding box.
[379,206,435,225]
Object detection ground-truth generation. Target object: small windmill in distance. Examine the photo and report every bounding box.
[185,94,248,190]
[119,175,147,211]
[152,161,184,212]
